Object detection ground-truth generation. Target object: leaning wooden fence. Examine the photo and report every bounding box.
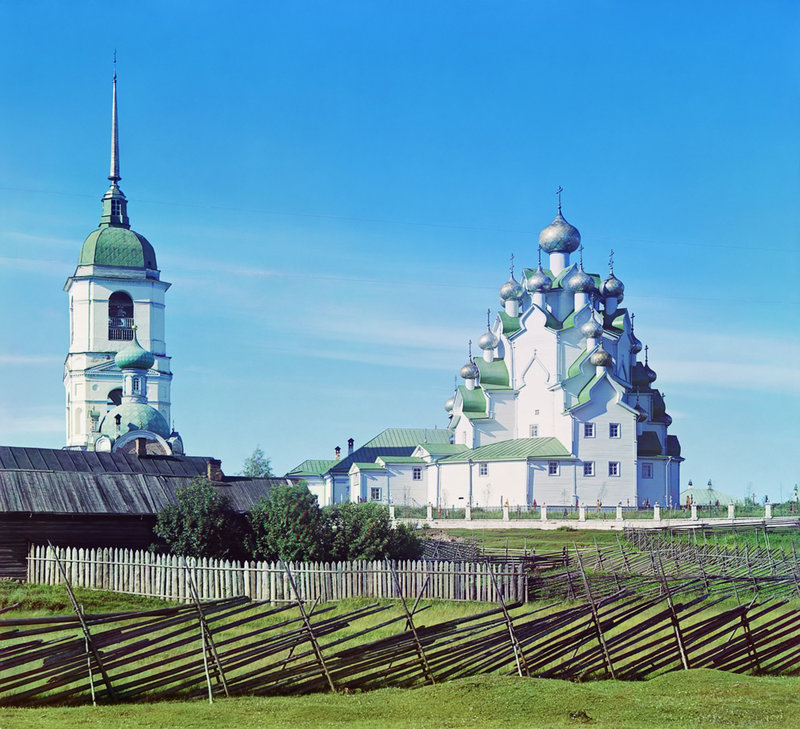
[27,545,527,604]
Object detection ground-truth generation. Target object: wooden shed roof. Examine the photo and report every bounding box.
[0,446,291,516]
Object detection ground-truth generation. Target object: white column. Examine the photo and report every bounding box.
[549,252,568,276]
[728,503,735,520]
[690,503,698,521]
[504,300,519,316]
[389,504,396,521]
[541,503,547,521]
[465,504,472,521]
[427,503,433,522]
[579,503,586,522]
[483,348,494,363]
[532,291,545,309]
[502,501,510,522]
[616,503,623,521]
[766,503,772,519]
[653,503,661,521]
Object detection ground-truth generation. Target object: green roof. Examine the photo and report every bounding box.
[637,430,663,456]
[99,402,170,439]
[458,386,487,419]
[79,227,157,269]
[415,444,468,455]
[441,437,571,463]
[605,307,628,332]
[350,462,387,472]
[567,347,589,379]
[376,456,426,465]
[572,372,602,407]
[362,428,451,449]
[287,459,336,476]
[476,358,510,388]
[498,311,521,336]
[680,487,737,506]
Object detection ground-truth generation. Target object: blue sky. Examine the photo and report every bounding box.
[0,1,798,500]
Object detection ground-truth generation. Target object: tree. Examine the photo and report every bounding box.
[154,477,240,559]
[241,446,273,477]
[324,503,422,561]
[246,482,329,562]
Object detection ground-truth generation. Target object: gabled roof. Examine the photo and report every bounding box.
[326,428,450,475]
[287,459,337,476]
[376,456,426,465]
[349,462,387,473]
[414,443,468,456]
[441,437,571,463]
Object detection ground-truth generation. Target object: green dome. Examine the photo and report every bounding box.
[115,333,155,370]
[99,402,170,439]
[79,227,157,269]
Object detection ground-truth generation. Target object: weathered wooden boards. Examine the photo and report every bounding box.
[27,545,527,604]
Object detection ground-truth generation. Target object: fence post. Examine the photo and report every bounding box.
[578,503,586,522]
[765,503,772,519]
[389,504,396,521]
[728,503,735,520]
[616,503,623,521]
[541,504,547,522]
[502,501,510,522]
[465,503,472,520]
[427,503,433,522]
[574,547,616,679]
[654,503,661,521]
[691,504,698,521]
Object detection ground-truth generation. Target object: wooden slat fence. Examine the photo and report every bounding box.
[27,545,527,604]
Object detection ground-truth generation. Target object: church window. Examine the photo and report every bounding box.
[529,424,538,437]
[642,462,653,479]
[412,467,422,480]
[609,423,621,438]
[370,487,382,501]
[478,463,488,476]
[583,461,595,477]
[608,461,620,477]
[584,423,595,438]
[548,461,559,476]
[132,377,140,394]
[108,292,134,341]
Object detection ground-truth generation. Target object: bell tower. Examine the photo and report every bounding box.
[63,67,173,449]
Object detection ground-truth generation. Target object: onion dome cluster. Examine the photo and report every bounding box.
[460,358,479,380]
[601,272,625,301]
[538,211,581,254]
[589,346,612,368]
[499,273,524,302]
[525,265,552,294]
[564,266,596,294]
[478,327,499,350]
[580,316,602,339]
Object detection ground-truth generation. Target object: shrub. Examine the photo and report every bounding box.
[154,477,240,559]
[246,482,329,562]
[325,503,423,561]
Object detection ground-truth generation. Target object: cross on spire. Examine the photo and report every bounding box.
[609,249,615,273]
[556,185,563,213]
[630,312,636,330]
[509,253,515,277]
[468,339,473,360]
[486,308,491,329]
[537,246,542,268]
[644,344,649,365]
[578,244,584,268]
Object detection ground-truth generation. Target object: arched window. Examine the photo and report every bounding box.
[108,292,133,340]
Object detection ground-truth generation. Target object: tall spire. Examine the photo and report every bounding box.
[109,51,120,184]
[99,55,130,229]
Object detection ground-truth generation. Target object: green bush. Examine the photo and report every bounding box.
[246,482,330,562]
[154,477,241,559]
[325,502,423,561]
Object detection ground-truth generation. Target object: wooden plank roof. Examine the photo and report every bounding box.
[0,446,294,515]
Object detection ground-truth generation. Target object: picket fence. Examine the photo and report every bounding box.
[27,544,527,604]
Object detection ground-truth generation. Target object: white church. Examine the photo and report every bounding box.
[291,195,682,509]
[63,72,182,456]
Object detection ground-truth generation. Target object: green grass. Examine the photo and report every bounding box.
[2,671,800,728]
[433,527,623,553]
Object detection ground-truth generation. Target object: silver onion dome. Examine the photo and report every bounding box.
[499,274,524,301]
[630,331,643,354]
[635,403,648,423]
[589,346,612,368]
[460,359,479,380]
[580,317,603,339]
[644,364,657,383]
[664,413,673,426]
[601,272,625,301]
[564,267,596,294]
[478,328,499,350]
[539,211,581,254]
[445,396,455,413]
[525,266,552,293]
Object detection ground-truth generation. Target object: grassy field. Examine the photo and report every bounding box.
[433,527,623,552]
[2,670,800,728]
